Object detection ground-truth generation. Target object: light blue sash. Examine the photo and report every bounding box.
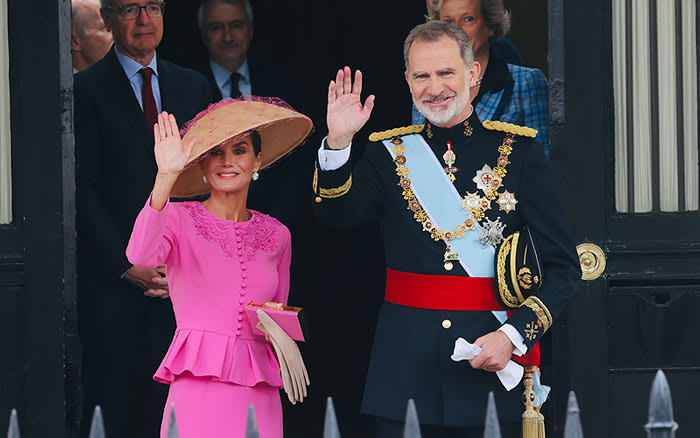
[383,134,506,323]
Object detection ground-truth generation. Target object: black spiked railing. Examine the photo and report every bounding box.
[323,397,341,438]
[563,391,583,438]
[6,409,19,438]
[88,406,105,438]
[645,370,678,438]
[483,392,502,438]
[245,404,260,438]
[166,404,179,438]
[3,369,683,437]
[403,399,421,438]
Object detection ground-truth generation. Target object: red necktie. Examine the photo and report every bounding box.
[139,67,158,129]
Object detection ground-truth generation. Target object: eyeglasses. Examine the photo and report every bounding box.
[108,2,165,20]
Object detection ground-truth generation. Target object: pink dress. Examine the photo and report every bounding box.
[126,197,291,438]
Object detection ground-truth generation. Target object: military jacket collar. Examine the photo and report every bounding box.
[422,110,484,147]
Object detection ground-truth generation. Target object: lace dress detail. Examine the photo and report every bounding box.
[183,202,281,260]
[241,215,280,260]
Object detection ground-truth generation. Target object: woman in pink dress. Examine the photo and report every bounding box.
[125,98,313,438]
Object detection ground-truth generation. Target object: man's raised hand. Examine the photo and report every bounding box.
[326,66,375,150]
[153,111,195,176]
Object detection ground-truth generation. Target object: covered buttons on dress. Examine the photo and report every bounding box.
[235,224,246,337]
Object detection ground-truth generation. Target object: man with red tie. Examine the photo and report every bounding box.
[74,1,210,436]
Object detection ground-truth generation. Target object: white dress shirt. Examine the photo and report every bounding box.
[114,46,162,113]
[210,59,252,98]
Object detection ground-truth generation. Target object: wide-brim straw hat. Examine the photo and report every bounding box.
[171,97,313,198]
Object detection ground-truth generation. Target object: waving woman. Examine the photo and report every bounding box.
[126,98,312,438]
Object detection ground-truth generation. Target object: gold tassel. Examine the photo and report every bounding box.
[522,366,539,438]
[536,406,545,438]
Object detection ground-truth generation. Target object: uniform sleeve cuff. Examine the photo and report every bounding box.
[318,136,352,171]
[499,324,528,356]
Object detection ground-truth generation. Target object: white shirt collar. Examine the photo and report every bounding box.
[210,59,249,88]
[114,46,159,80]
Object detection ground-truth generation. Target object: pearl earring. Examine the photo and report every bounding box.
[202,175,208,184]
[252,171,260,181]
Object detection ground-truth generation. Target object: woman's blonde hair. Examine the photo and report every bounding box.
[427,0,512,41]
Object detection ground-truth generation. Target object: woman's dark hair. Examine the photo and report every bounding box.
[249,130,262,155]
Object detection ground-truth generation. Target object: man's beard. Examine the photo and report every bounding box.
[413,85,470,126]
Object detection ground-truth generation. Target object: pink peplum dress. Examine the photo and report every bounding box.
[126,196,291,438]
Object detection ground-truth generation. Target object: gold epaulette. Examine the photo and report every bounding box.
[368,124,424,142]
[482,120,537,138]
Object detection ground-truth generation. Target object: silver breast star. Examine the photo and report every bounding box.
[478,217,506,247]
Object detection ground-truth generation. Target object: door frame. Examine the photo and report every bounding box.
[547,0,613,435]
[548,0,700,436]
[0,0,77,436]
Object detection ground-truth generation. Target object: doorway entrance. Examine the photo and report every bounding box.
[549,0,699,436]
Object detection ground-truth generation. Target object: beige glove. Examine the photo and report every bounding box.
[256,309,310,404]
[268,335,296,403]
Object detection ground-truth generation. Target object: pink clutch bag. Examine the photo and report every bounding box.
[245,301,308,342]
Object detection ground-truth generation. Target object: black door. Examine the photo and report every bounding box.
[0,0,77,436]
[550,0,700,436]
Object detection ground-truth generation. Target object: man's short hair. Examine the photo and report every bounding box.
[427,0,511,41]
[403,20,474,71]
[197,0,254,30]
[99,0,168,15]
[72,0,100,37]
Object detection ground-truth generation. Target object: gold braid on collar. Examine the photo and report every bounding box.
[369,124,424,142]
[482,120,538,138]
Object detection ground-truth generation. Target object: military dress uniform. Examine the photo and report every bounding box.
[313,111,581,429]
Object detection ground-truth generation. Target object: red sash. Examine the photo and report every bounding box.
[384,268,540,366]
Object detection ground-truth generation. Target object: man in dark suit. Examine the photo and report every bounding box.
[195,0,309,225]
[74,1,211,436]
[197,0,252,101]
[196,0,299,104]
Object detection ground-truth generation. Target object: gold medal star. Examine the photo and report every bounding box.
[462,192,481,210]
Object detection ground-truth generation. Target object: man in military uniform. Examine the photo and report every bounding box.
[313,20,580,437]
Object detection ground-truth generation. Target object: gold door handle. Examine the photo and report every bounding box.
[576,243,606,281]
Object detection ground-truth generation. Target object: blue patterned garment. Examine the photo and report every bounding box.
[412,56,550,158]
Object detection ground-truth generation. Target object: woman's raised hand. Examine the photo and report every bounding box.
[326,66,375,150]
[153,112,195,176]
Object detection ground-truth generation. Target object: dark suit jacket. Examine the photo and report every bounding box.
[492,37,523,67]
[74,47,211,437]
[74,47,211,285]
[199,57,301,108]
